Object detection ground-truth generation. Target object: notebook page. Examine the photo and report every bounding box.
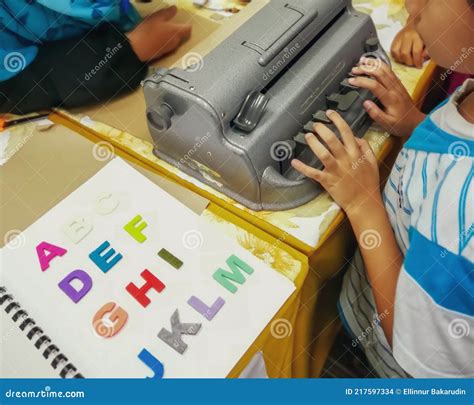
[1,158,295,378]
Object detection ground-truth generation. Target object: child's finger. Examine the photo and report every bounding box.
[348,76,391,105]
[363,100,392,129]
[353,61,395,89]
[291,159,325,182]
[391,38,402,62]
[155,5,178,21]
[412,37,424,68]
[400,39,415,66]
[175,23,192,40]
[355,138,378,167]
[304,133,337,170]
[312,122,345,159]
[325,110,358,153]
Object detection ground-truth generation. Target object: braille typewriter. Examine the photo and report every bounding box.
[144,0,389,211]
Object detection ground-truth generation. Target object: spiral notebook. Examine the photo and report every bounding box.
[0,158,295,378]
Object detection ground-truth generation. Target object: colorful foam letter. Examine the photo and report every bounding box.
[36,241,67,272]
[95,192,120,215]
[63,217,93,244]
[93,302,128,338]
[137,349,164,379]
[124,215,148,243]
[126,270,165,308]
[212,255,254,294]
[158,248,183,269]
[187,296,225,321]
[158,309,201,355]
[58,270,93,303]
[89,241,123,273]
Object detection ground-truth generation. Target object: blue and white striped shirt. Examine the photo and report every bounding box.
[339,79,473,378]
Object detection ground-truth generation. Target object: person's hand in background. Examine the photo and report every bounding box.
[127,6,192,62]
[391,20,429,68]
[348,58,426,137]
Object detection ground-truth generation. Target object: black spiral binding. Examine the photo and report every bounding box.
[0,286,84,378]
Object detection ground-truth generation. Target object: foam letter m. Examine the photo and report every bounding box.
[212,255,254,294]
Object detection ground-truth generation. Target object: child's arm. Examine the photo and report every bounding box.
[0,25,146,115]
[0,6,191,115]
[291,112,402,345]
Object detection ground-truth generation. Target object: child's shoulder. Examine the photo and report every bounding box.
[405,79,474,157]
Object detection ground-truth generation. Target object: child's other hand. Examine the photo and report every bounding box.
[391,22,429,68]
[348,58,426,137]
[291,111,381,216]
[127,6,192,62]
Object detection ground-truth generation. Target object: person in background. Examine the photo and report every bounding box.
[391,0,472,95]
[0,1,191,115]
[293,0,473,377]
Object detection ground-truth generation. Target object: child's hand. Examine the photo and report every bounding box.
[391,22,429,68]
[127,6,192,62]
[348,58,426,137]
[291,110,381,216]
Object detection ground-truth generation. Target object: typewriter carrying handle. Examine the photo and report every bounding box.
[242,2,320,67]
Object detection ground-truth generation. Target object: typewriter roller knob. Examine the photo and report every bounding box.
[365,37,380,53]
[147,104,174,132]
